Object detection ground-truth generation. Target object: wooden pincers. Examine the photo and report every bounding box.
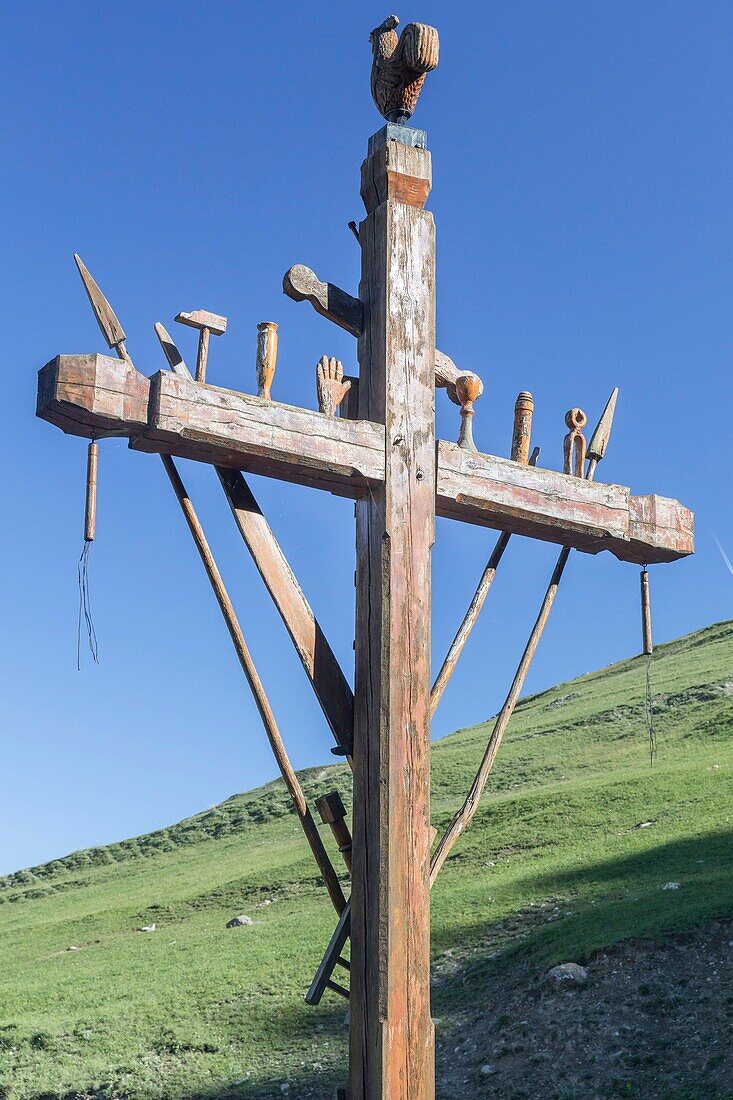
[563,407,587,477]
[175,310,227,384]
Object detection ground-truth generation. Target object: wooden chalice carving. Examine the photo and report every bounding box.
[563,407,588,477]
[456,373,483,452]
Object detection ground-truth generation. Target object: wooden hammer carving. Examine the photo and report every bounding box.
[175,310,227,384]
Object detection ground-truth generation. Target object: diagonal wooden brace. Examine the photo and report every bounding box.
[152,329,355,759]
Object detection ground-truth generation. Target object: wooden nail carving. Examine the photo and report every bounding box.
[511,391,534,464]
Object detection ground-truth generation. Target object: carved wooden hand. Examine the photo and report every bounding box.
[317,356,352,417]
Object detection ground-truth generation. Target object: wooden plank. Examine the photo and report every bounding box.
[349,138,435,1099]
[143,369,385,496]
[436,442,693,564]
[36,355,694,563]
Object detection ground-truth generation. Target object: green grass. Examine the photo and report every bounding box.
[1,620,732,1098]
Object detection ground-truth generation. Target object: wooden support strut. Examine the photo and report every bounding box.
[153,324,355,761]
[429,435,608,886]
[161,454,346,916]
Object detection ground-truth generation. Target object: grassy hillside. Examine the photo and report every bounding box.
[1,620,732,1099]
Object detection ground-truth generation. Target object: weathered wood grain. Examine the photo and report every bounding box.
[37,354,149,438]
[316,356,352,416]
[143,370,385,496]
[256,321,278,400]
[36,356,693,564]
[350,139,435,1100]
[436,441,693,563]
[511,391,534,464]
[281,264,483,398]
[369,17,439,121]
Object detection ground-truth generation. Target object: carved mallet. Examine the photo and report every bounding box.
[175,310,227,384]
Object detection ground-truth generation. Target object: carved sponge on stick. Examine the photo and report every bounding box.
[369,16,439,121]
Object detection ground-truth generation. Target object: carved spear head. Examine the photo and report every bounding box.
[587,387,619,462]
[74,254,126,349]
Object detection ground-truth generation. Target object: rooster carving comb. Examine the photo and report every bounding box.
[369,15,440,123]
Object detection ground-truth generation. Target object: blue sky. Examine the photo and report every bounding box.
[2,1,731,874]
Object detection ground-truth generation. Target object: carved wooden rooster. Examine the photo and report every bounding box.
[369,15,439,122]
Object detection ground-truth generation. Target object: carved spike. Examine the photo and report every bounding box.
[154,322,189,377]
[73,254,126,350]
[587,387,619,462]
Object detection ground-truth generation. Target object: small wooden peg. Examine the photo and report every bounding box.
[511,391,534,464]
[316,356,352,416]
[456,374,483,452]
[641,569,653,655]
[175,310,227,384]
[256,322,278,400]
[316,790,353,873]
[563,407,587,477]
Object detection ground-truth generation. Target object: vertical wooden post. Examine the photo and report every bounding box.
[641,569,653,655]
[350,129,436,1099]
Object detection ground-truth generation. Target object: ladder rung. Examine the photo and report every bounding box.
[326,979,350,1000]
[336,955,350,971]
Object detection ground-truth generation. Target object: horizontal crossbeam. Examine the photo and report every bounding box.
[37,353,693,564]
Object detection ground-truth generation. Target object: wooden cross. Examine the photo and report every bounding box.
[37,46,693,1100]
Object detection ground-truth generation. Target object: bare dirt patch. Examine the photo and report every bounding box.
[436,919,733,1099]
